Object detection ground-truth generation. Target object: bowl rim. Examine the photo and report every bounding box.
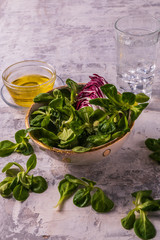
[25,84,134,155]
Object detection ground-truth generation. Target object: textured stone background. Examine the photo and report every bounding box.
[0,1,160,240]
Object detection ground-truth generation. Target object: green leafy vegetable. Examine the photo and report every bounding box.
[72,146,92,153]
[66,78,80,104]
[139,200,160,212]
[121,190,160,240]
[6,168,20,177]
[34,93,54,103]
[91,188,114,212]
[65,174,88,186]
[73,187,91,207]
[81,177,96,187]
[130,103,148,121]
[134,210,156,240]
[0,154,48,201]
[26,154,37,173]
[13,184,29,201]
[31,176,48,193]
[145,138,160,162]
[0,177,13,197]
[55,179,78,207]
[121,210,136,230]
[122,92,136,105]
[0,141,17,157]
[135,93,150,103]
[55,174,114,213]
[0,130,34,157]
[132,190,153,204]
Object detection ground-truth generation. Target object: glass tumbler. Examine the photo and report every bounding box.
[115,15,160,98]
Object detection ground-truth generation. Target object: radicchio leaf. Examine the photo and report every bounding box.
[76,74,108,110]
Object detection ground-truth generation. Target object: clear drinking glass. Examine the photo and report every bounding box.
[115,15,160,98]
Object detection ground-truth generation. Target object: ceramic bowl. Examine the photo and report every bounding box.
[25,85,134,165]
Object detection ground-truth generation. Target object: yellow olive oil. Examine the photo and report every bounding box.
[7,74,56,107]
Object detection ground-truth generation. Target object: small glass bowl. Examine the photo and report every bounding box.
[2,60,56,107]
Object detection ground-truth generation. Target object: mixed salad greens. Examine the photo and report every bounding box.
[28,74,149,152]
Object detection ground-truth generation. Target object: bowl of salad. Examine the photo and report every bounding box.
[25,74,149,165]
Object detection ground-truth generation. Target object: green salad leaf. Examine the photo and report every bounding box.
[145,138,160,162]
[134,210,156,240]
[91,188,114,213]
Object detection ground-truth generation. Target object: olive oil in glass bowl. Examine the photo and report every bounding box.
[2,60,56,107]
